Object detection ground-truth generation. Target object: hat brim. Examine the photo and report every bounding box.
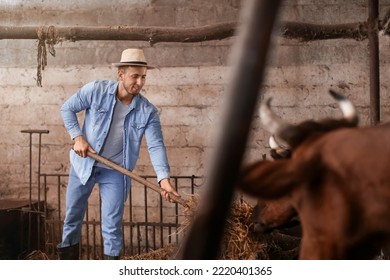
[112,62,156,69]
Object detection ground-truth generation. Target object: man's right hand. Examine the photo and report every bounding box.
[73,135,96,158]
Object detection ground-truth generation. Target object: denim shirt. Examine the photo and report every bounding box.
[60,80,170,189]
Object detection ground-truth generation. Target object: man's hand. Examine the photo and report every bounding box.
[73,135,96,158]
[159,178,180,203]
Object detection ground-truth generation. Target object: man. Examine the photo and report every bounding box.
[57,48,180,260]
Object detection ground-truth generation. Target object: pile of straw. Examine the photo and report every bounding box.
[23,196,300,260]
[125,196,272,260]
[123,244,177,260]
[23,250,50,260]
[216,198,268,260]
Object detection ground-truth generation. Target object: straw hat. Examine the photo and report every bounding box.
[112,48,155,69]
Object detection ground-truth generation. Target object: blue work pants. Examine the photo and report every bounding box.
[59,166,127,257]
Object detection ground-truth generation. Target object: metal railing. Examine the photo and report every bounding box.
[17,129,203,259]
[40,173,203,259]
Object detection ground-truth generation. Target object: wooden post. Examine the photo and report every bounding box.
[368,0,380,125]
[175,0,283,260]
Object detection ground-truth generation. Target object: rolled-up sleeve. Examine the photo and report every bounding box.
[60,82,94,139]
[144,109,170,182]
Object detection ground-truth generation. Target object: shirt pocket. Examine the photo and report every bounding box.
[91,105,108,127]
[128,122,146,142]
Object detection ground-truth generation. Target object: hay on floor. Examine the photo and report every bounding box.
[124,195,271,260]
[122,244,177,260]
[24,250,50,260]
[24,195,300,260]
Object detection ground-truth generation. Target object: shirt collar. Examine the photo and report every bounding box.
[129,94,141,110]
[111,81,141,109]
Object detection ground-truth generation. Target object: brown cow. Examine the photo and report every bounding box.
[239,90,390,259]
[252,90,358,233]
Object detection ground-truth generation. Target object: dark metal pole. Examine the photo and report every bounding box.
[20,129,49,252]
[368,0,380,125]
[176,0,283,259]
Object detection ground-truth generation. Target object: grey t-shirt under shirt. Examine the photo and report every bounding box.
[95,98,130,168]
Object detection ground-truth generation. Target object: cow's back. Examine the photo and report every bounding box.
[293,123,390,258]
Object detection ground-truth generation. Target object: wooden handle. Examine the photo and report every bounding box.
[87,151,189,207]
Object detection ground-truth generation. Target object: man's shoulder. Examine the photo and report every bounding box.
[137,94,154,106]
[91,80,117,91]
[78,80,117,104]
[137,94,158,112]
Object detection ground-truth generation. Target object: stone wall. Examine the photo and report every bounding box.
[1,0,390,204]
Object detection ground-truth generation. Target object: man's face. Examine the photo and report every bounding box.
[118,66,147,96]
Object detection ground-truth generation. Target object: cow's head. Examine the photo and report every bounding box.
[263,89,358,158]
[252,196,298,233]
[245,90,359,230]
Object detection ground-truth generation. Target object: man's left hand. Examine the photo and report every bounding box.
[159,178,180,203]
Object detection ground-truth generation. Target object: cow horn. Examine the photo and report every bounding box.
[329,89,358,125]
[260,98,294,148]
[268,135,279,149]
[260,98,291,136]
[269,135,289,150]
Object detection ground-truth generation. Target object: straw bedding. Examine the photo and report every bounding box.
[124,195,300,260]
[24,195,301,260]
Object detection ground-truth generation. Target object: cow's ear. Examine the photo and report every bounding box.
[237,160,298,199]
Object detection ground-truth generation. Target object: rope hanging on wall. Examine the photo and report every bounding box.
[36,26,60,87]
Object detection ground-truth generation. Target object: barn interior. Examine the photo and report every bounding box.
[1,0,390,260]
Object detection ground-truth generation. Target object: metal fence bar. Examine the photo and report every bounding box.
[92,219,97,259]
[85,205,90,259]
[143,185,149,251]
[128,189,134,255]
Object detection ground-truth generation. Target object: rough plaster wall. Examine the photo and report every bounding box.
[1,0,390,203]
[0,0,240,201]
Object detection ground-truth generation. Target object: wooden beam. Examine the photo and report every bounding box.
[0,19,388,43]
[280,21,368,41]
[0,23,237,43]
